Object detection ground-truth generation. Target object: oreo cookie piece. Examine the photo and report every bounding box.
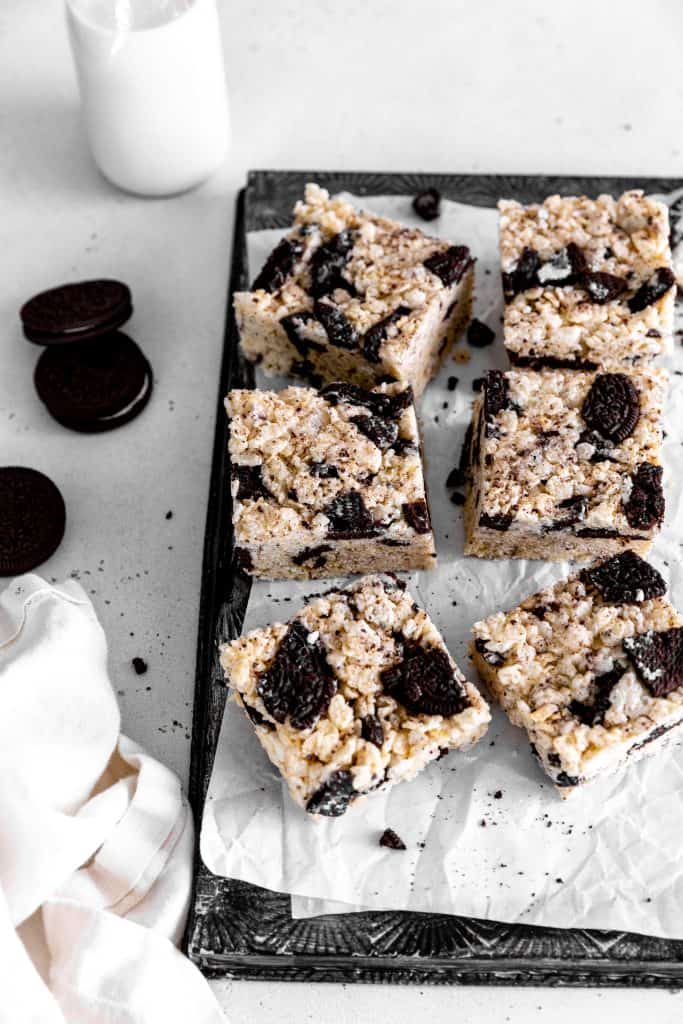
[34,332,153,433]
[580,551,666,605]
[412,188,441,222]
[305,769,356,817]
[0,467,66,575]
[256,619,337,730]
[379,828,407,850]
[623,463,665,531]
[21,279,132,345]
[623,627,683,698]
[381,638,469,717]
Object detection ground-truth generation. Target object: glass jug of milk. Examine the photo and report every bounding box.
[66,0,230,196]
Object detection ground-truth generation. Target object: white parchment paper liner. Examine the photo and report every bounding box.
[201,191,683,938]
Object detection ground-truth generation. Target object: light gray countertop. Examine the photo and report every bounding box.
[3,0,683,1019]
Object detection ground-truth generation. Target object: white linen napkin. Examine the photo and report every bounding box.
[0,574,226,1024]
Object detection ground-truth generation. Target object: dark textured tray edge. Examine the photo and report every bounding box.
[184,171,683,987]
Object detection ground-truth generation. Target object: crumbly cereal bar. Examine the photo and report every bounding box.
[226,381,437,578]
[499,191,675,368]
[221,574,490,816]
[471,552,683,796]
[234,183,475,398]
[463,366,666,561]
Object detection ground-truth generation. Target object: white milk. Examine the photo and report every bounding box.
[66,0,230,196]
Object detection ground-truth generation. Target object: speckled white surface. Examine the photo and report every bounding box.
[3,0,683,1019]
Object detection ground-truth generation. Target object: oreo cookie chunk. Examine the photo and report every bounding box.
[21,279,132,345]
[0,467,66,575]
[34,332,153,432]
[220,574,490,817]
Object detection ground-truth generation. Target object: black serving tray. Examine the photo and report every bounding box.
[185,170,683,985]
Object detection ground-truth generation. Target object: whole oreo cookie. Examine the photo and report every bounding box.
[34,332,153,433]
[21,279,132,345]
[0,467,66,575]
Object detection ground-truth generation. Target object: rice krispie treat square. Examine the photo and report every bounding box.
[226,381,437,579]
[463,366,666,561]
[499,190,675,369]
[234,183,475,398]
[221,574,491,816]
[471,552,683,796]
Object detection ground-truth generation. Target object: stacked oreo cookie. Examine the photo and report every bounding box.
[21,279,153,432]
[0,279,155,576]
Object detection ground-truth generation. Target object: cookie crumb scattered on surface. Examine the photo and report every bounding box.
[379,828,407,850]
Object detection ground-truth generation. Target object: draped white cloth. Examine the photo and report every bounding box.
[0,575,226,1023]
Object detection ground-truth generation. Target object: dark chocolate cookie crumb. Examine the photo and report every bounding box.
[292,544,333,567]
[379,828,407,850]
[306,769,356,817]
[309,461,339,479]
[450,492,466,506]
[624,627,683,698]
[569,665,625,726]
[446,466,466,489]
[423,245,472,286]
[502,247,541,301]
[412,188,441,222]
[623,463,665,531]
[361,714,384,748]
[257,620,337,730]
[309,230,355,299]
[319,381,412,419]
[402,499,432,534]
[467,319,496,348]
[579,550,666,605]
[242,700,274,731]
[232,464,271,502]
[479,512,513,531]
[314,299,358,349]
[351,413,399,450]
[362,305,411,363]
[474,637,504,667]
[547,495,587,531]
[252,237,302,293]
[132,657,148,675]
[581,271,628,305]
[447,376,458,392]
[628,267,676,313]
[483,370,510,421]
[381,639,469,717]
[581,373,640,443]
[324,491,378,538]
[280,310,325,357]
[233,547,253,574]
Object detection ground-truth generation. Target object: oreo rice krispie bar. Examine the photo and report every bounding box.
[471,552,683,796]
[227,381,437,578]
[500,190,675,368]
[463,366,666,561]
[234,183,474,398]
[221,574,491,816]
